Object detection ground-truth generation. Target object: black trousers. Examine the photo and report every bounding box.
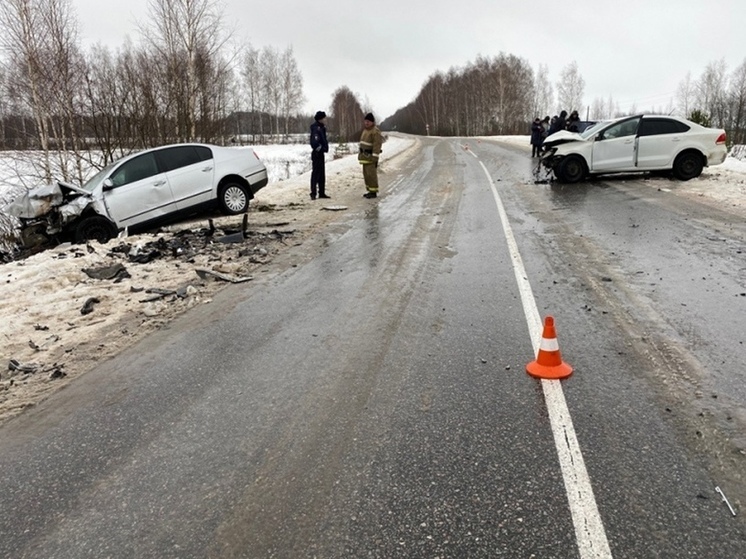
[311,151,326,196]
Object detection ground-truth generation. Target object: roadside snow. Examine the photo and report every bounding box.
[0,133,743,424]
[0,136,417,423]
[481,135,746,217]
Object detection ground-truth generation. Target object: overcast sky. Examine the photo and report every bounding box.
[74,0,746,121]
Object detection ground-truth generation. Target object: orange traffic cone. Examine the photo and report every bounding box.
[526,316,573,380]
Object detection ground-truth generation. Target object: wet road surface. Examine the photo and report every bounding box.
[0,137,744,558]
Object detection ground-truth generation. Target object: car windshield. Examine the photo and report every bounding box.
[580,121,608,140]
[81,162,117,192]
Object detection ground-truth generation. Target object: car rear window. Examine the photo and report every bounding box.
[159,146,205,172]
[640,119,690,136]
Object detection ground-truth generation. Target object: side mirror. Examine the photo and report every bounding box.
[102,178,114,191]
[595,133,604,141]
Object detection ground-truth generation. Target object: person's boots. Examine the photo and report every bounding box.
[363,192,377,198]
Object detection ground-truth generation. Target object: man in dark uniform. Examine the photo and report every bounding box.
[310,111,330,199]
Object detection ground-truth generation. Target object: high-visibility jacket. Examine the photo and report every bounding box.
[358,126,382,165]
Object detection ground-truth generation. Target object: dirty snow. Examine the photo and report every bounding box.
[1,134,745,424]
[0,136,417,423]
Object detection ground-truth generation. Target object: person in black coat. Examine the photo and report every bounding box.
[310,111,330,199]
[530,118,544,157]
[549,110,568,135]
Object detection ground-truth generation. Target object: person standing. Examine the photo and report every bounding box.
[310,111,329,200]
[548,110,567,135]
[567,110,581,132]
[358,113,382,198]
[530,117,544,157]
[541,116,551,138]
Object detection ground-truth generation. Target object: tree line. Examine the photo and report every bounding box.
[0,0,315,186]
[2,0,744,191]
[383,54,746,146]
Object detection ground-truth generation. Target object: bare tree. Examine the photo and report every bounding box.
[533,64,553,118]
[556,61,585,114]
[0,0,84,183]
[330,86,363,142]
[695,59,728,127]
[140,0,227,141]
[676,71,694,117]
[728,58,746,144]
[279,46,305,138]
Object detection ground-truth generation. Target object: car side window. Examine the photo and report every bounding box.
[194,146,213,162]
[639,119,691,136]
[158,146,203,172]
[601,118,641,140]
[110,153,159,187]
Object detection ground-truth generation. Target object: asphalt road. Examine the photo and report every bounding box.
[1,137,745,558]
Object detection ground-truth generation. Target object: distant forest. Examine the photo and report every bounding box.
[1,0,744,189]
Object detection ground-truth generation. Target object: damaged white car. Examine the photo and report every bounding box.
[4,143,269,247]
[541,114,727,183]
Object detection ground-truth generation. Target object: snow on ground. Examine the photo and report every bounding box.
[0,136,417,423]
[0,133,744,424]
[481,135,746,216]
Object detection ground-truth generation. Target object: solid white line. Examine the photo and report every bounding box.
[477,159,613,558]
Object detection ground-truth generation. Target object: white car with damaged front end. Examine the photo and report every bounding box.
[4,143,268,248]
[541,114,727,183]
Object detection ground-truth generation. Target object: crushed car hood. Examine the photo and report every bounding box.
[4,181,92,219]
[542,130,585,148]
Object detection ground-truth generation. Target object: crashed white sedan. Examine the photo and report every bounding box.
[4,143,268,247]
[541,114,727,183]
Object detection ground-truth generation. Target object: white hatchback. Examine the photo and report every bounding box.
[6,143,268,246]
[541,115,727,183]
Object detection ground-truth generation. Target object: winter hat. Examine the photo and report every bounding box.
[364,112,375,123]
[314,111,326,121]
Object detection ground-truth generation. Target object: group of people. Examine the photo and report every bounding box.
[530,109,581,157]
[309,111,383,200]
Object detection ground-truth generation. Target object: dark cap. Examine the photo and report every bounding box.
[314,111,326,121]
[364,112,375,123]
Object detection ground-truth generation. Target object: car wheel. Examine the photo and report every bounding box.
[672,151,703,181]
[74,215,118,244]
[557,155,586,183]
[219,182,249,214]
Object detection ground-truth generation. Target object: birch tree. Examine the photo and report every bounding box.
[728,58,746,144]
[330,86,363,142]
[533,64,553,118]
[556,61,585,114]
[0,0,82,182]
[141,0,227,141]
[279,46,304,138]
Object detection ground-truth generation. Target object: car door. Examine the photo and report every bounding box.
[102,152,176,228]
[590,117,641,172]
[636,117,690,169]
[156,145,215,211]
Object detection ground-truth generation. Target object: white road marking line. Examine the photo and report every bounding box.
[477,159,613,559]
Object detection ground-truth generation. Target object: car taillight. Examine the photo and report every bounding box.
[716,132,726,145]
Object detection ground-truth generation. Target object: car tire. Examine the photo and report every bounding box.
[219,182,249,214]
[557,155,587,183]
[672,151,703,181]
[74,215,118,244]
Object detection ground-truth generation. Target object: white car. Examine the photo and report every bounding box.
[541,115,727,183]
[5,143,268,247]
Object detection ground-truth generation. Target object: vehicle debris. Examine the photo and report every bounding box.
[217,214,249,244]
[195,269,253,283]
[8,359,39,374]
[80,297,101,315]
[139,287,182,302]
[82,262,131,281]
[28,335,59,351]
[715,486,737,516]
